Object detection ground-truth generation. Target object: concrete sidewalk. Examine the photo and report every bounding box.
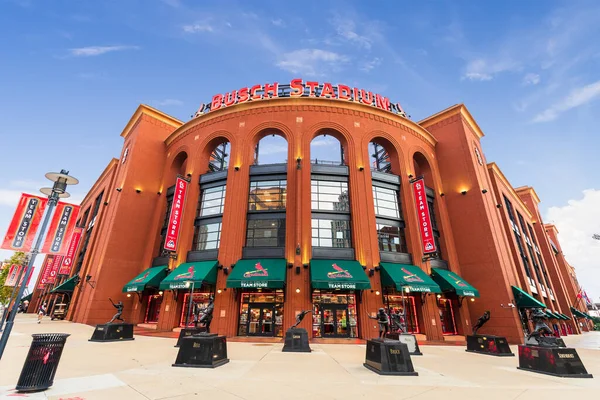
[0,314,598,399]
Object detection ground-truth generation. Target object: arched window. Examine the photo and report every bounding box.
[369,141,391,173]
[310,135,344,166]
[253,134,287,165]
[208,142,230,172]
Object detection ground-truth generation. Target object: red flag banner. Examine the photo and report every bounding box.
[41,202,80,254]
[163,177,188,252]
[38,255,55,288]
[4,265,19,287]
[59,227,83,275]
[46,255,63,284]
[1,194,48,251]
[412,178,437,254]
[22,266,34,287]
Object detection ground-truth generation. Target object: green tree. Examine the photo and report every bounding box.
[0,252,28,305]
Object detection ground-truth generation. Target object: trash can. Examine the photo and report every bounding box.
[16,333,70,392]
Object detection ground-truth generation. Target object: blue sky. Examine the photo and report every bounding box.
[1,0,599,299]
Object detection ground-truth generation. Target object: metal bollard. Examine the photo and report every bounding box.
[16,333,70,392]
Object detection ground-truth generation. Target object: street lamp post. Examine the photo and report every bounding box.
[0,253,31,332]
[0,170,78,360]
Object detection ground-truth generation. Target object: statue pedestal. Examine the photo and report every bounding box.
[89,323,134,342]
[172,333,229,368]
[525,336,566,348]
[363,339,418,376]
[282,328,311,353]
[385,332,422,355]
[175,327,207,347]
[466,335,514,357]
[517,345,592,378]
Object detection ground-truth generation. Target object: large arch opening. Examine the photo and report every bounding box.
[253,133,288,165]
[310,134,345,166]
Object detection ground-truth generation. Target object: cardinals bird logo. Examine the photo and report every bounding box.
[132,271,150,283]
[327,263,352,279]
[244,262,269,277]
[174,265,195,280]
[401,267,424,283]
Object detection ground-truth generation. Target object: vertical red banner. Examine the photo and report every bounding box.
[4,265,19,287]
[163,177,188,251]
[41,202,80,254]
[46,255,63,284]
[1,194,48,251]
[412,178,437,254]
[21,266,34,287]
[38,255,55,288]
[59,227,83,275]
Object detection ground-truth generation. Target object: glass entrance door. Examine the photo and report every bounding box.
[321,304,349,338]
[144,295,162,323]
[247,303,276,336]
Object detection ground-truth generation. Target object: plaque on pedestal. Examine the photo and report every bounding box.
[363,339,418,376]
[466,335,514,357]
[385,332,422,355]
[89,323,134,342]
[517,345,592,378]
[282,328,311,353]
[175,327,207,347]
[172,333,229,368]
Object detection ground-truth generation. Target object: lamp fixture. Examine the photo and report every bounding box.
[303,263,309,269]
[482,189,488,194]
[358,166,364,172]
[436,294,442,299]
[408,174,413,179]
[296,244,301,255]
[223,267,229,275]
[295,266,301,275]
[368,269,375,277]
[375,291,380,296]
[186,173,192,178]
[296,157,302,170]
[440,193,445,197]
[158,291,163,296]
[157,191,162,195]
[470,298,475,302]
[136,189,141,193]
[234,166,240,171]
[104,201,109,206]
[287,263,293,269]
[461,190,467,195]
[116,188,122,192]
[217,289,222,294]
[127,293,131,298]
[295,288,300,294]
[496,204,502,208]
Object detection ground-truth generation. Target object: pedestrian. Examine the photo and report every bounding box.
[38,302,47,324]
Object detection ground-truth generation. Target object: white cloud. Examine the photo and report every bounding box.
[462,58,520,81]
[332,16,374,49]
[546,189,600,302]
[156,99,184,107]
[69,46,139,57]
[311,136,340,147]
[532,80,600,122]
[271,19,285,27]
[0,190,23,207]
[183,23,214,33]
[523,73,541,85]
[276,49,349,76]
[361,57,382,72]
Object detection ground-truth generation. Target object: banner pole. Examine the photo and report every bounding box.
[0,193,58,360]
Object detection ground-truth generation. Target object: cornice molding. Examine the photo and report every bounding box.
[121,104,183,139]
[418,104,485,139]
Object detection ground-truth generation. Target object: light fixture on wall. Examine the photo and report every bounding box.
[375,291,380,296]
[440,193,445,197]
[104,201,109,206]
[461,190,467,195]
[496,204,502,208]
[287,263,293,269]
[217,289,222,294]
[470,298,475,302]
[157,191,162,195]
[359,166,364,172]
[295,288,301,294]
[223,267,229,275]
[296,244,301,255]
[368,269,375,277]
[408,174,413,179]
[135,189,141,194]
[186,173,192,178]
[158,291,163,296]
[482,189,488,194]
[295,266,301,275]
[116,188,122,192]
[303,263,309,269]
[234,166,240,172]
[127,293,131,298]
[296,157,302,170]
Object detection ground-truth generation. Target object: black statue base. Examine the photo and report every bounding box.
[466,335,514,357]
[175,327,207,347]
[89,323,134,342]
[385,332,423,355]
[525,336,566,348]
[363,339,418,376]
[172,333,229,368]
[517,345,592,378]
[282,328,311,353]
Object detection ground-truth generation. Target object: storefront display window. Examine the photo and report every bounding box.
[237,291,284,337]
[312,291,358,338]
[436,297,457,335]
[383,293,419,334]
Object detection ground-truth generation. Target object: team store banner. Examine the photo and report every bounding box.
[412,178,437,254]
[163,177,188,251]
[38,255,56,288]
[58,227,83,276]
[1,194,48,252]
[41,202,80,255]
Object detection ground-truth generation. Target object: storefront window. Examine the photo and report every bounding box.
[246,219,286,247]
[372,186,400,219]
[311,180,350,211]
[238,290,284,337]
[376,224,407,253]
[311,219,351,248]
[198,185,226,217]
[311,291,358,338]
[248,180,287,211]
[383,293,419,334]
[193,222,222,250]
[437,298,457,335]
[179,292,213,327]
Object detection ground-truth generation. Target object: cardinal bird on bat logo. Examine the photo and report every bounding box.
[244,262,269,277]
[174,265,195,280]
[327,263,352,279]
[132,270,150,283]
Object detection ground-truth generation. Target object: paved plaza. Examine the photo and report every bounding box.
[0,315,598,400]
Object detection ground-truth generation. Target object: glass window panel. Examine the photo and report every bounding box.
[320,238,333,247]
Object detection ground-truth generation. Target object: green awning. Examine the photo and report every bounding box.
[545,310,559,319]
[511,286,546,308]
[21,293,32,302]
[557,313,570,320]
[51,275,80,294]
[430,268,479,297]
[160,261,218,290]
[123,266,169,293]
[311,259,371,290]
[226,259,286,289]
[570,307,589,319]
[380,263,440,293]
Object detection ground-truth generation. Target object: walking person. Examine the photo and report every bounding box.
[37,302,47,324]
